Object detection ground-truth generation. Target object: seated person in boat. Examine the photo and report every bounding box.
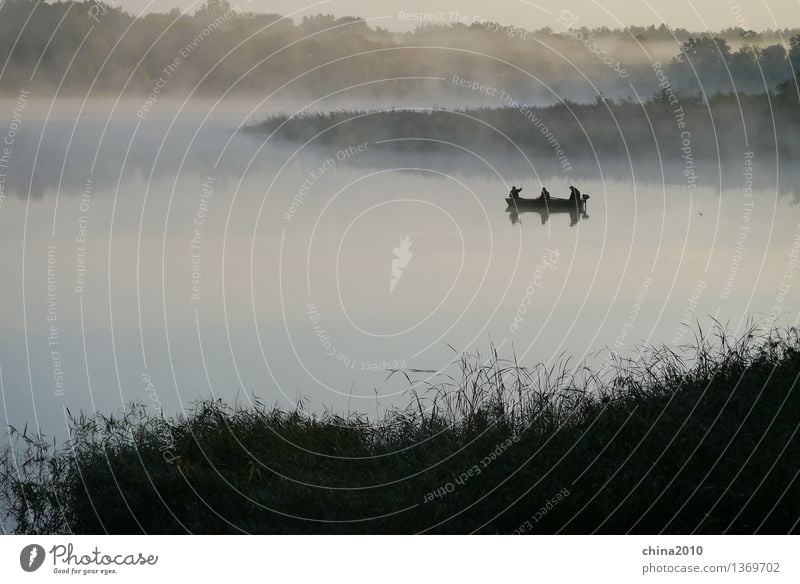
[569,185,582,200]
[540,187,551,200]
[509,186,522,198]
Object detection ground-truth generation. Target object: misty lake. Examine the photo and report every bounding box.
[2,100,799,435]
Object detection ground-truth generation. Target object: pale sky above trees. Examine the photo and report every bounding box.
[114,0,800,32]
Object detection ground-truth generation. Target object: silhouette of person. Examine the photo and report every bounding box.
[509,186,522,198]
[540,187,550,200]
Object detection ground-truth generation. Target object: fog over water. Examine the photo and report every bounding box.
[0,97,797,439]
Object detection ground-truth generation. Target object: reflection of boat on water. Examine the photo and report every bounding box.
[506,194,590,226]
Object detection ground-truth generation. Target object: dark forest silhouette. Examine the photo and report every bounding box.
[1,0,799,100]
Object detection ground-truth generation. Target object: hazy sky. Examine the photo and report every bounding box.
[116,0,800,31]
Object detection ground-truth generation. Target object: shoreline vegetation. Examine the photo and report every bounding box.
[2,328,798,534]
[248,89,800,170]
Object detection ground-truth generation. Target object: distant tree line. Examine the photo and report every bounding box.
[252,91,800,182]
[0,0,798,100]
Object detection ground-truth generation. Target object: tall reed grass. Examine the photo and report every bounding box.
[2,327,798,534]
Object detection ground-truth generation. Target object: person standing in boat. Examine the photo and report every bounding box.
[509,185,522,198]
[540,187,550,200]
[569,185,582,201]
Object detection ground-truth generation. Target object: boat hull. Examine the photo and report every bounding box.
[505,196,587,210]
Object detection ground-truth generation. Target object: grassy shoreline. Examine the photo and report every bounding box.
[2,329,799,534]
[248,90,800,167]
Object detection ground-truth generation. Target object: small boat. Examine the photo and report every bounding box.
[505,194,590,226]
[505,194,590,210]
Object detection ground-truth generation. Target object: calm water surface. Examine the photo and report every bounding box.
[1,100,798,435]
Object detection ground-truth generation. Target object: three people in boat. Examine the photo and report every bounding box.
[510,185,583,201]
